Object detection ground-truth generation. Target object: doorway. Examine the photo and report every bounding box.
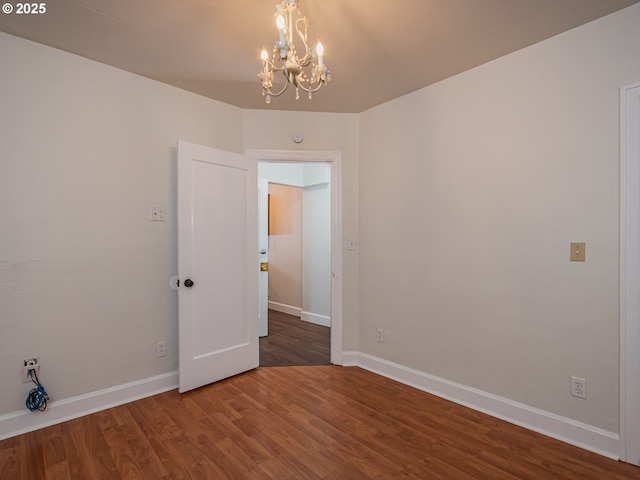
[259,163,331,366]
[248,149,343,367]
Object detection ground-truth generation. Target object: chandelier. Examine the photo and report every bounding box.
[258,0,330,103]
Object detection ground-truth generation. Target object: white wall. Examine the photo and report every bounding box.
[0,33,243,416]
[302,180,332,323]
[358,3,640,434]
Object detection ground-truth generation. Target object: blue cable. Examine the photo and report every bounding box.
[25,369,48,412]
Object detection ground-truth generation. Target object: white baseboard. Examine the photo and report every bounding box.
[1,354,620,460]
[342,351,619,460]
[301,311,331,327]
[0,371,178,440]
[268,301,302,317]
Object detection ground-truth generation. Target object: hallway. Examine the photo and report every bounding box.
[259,310,330,366]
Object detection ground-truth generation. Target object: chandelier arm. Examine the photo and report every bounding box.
[265,60,285,73]
[298,53,313,68]
[266,80,289,97]
[294,80,325,94]
[295,17,310,57]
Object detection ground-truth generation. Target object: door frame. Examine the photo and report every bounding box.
[620,82,640,465]
[248,149,343,366]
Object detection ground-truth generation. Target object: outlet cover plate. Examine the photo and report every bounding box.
[156,341,167,357]
[571,376,586,398]
[22,364,40,383]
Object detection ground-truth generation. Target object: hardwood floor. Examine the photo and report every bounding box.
[259,310,330,366]
[1,366,638,479]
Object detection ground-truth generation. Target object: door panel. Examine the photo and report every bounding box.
[178,141,258,393]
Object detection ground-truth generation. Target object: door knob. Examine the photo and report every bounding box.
[259,249,267,254]
[184,278,194,288]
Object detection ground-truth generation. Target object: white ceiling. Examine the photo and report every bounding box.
[1,0,638,113]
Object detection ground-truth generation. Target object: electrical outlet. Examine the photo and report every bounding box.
[156,341,167,357]
[571,376,586,399]
[22,358,40,383]
[376,328,384,343]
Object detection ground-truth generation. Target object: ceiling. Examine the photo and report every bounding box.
[1,0,638,113]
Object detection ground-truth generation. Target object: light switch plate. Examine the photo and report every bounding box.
[570,242,586,262]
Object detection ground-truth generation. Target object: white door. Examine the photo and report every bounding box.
[177,140,258,393]
[258,178,269,337]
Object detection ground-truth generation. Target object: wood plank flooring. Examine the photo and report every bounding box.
[1,366,638,479]
[259,310,330,366]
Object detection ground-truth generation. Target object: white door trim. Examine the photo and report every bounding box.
[247,149,343,366]
[620,81,640,465]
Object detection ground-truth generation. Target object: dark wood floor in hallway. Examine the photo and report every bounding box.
[1,366,638,479]
[259,309,330,366]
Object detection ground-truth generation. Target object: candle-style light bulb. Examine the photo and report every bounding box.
[316,41,324,68]
[261,48,269,62]
[276,14,286,47]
